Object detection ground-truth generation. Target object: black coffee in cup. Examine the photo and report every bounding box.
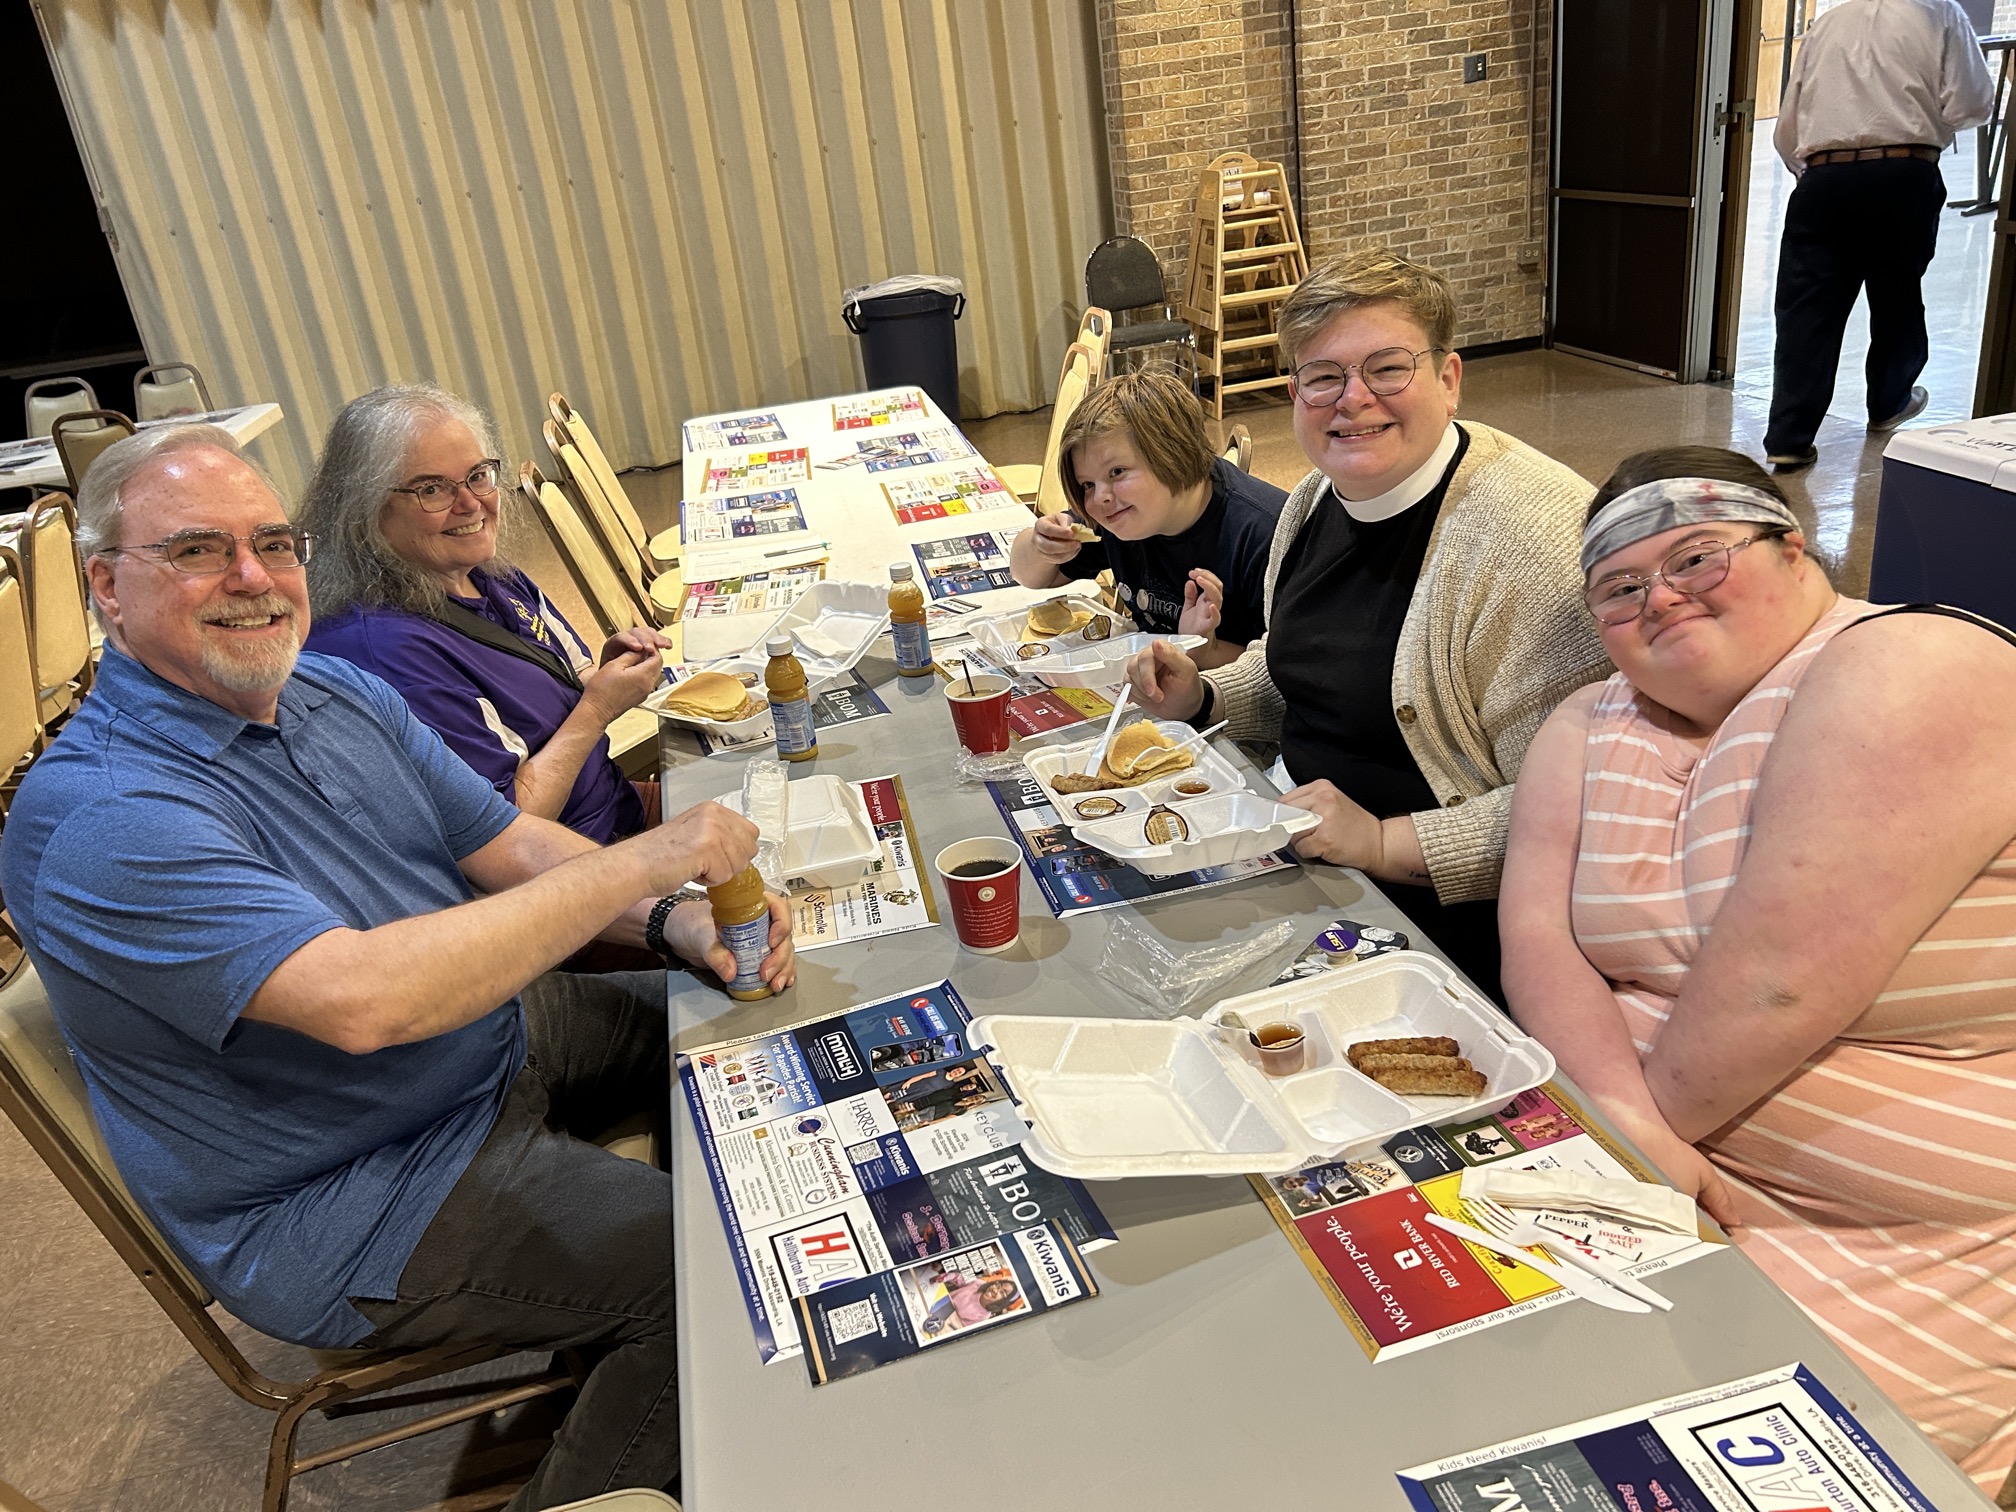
[948,860,1012,879]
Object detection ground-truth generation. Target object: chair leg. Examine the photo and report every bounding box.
[264,1383,333,1512]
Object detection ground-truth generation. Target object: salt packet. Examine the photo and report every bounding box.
[1458,1165,1698,1236]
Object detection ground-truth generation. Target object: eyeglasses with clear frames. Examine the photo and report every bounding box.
[106,525,314,576]
[388,460,504,512]
[1291,347,1445,405]
[1584,532,1778,626]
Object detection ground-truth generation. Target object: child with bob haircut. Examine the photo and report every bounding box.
[1008,367,1286,669]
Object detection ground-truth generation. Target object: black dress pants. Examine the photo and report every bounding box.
[1764,156,1948,456]
[352,970,675,1511]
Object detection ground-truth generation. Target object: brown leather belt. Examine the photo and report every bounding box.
[1806,144,1942,165]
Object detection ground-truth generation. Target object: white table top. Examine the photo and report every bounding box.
[676,388,1047,664]
[0,402,286,491]
[658,647,1993,1510]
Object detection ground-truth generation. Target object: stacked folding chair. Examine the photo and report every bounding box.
[999,307,1111,506]
[517,461,672,776]
[541,404,683,628]
[1180,151,1309,418]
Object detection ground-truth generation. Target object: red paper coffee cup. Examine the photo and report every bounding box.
[945,673,1012,755]
[932,838,1023,952]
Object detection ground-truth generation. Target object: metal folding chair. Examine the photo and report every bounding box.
[1085,236,1198,386]
[50,410,136,493]
[0,964,580,1512]
[133,360,215,420]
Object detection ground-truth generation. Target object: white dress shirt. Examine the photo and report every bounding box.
[1774,0,1996,172]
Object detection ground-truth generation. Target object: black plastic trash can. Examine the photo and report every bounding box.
[842,274,966,420]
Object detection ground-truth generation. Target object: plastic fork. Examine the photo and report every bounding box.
[1162,718,1228,762]
[1467,1196,1673,1311]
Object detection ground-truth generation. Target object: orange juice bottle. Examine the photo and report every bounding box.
[707,864,773,1002]
[765,633,818,762]
[888,562,933,677]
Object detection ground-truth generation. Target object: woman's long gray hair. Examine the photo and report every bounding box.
[300,383,514,619]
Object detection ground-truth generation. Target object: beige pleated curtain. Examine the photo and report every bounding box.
[34,0,1111,493]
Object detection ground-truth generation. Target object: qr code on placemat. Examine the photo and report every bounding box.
[826,1299,880,1345]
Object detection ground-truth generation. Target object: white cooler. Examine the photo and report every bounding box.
[1871,414,2016,628]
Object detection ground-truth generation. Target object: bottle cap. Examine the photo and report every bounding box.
[765,633,794,658]
[889,562,914,581]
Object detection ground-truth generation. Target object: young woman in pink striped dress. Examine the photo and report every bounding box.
[1501,447,2016,1496]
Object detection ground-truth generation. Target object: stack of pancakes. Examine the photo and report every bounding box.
[1022,597,1095,641]
[1053,719,1197,793]
[662,671,757,723]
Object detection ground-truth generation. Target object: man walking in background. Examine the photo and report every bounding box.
[1764,0,1994,473]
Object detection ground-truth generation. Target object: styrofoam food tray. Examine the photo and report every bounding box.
[962,595,1132,662]
[646,674,770,737]
[1027,632,1206,689]
[715,773,881,889]
[1068,791,1319,877]
[970,952,1553,1178]
[1022,718,1248,808]
[717,580,891,681]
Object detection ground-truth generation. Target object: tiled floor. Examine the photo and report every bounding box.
[0,132,2000,1512]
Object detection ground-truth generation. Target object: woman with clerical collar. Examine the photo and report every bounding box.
[301,384,670,847]
[1126,249,1608,996]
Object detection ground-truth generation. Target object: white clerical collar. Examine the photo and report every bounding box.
[1335,422,1462,522]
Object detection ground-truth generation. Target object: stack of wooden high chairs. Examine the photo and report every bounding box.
[1180,151,1309,418]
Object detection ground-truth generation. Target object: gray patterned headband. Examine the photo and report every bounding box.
[1581,477,1800,575]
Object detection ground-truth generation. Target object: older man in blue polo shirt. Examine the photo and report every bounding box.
[0,423,792,1509]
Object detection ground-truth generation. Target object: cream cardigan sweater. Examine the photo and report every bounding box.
[1203,421,1608,904]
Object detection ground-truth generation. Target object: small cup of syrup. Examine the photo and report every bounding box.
[1251,1021,1306,1076]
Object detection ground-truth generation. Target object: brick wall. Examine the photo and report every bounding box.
[1095,0,1549,349]
[1095,0,1296,279]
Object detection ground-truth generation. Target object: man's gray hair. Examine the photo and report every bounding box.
[74,423,270,561]
[298,383,512,620]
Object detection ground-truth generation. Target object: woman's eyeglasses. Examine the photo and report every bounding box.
[389,460,503,512]
[1291,348,1444,404]
[1584,533,1776,626]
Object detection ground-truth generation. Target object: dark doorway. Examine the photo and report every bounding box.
[1,2,146,444]
[1550,0,1740,380]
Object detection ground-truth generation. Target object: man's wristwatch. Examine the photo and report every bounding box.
[644,895,681,963]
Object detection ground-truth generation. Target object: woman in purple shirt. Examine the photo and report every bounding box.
[301,384,669,844]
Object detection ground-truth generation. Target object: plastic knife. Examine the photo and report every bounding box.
[1424,1213,1652,1315]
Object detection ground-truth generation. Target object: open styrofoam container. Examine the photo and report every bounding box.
[716,580,891,682]
[1023,718,1248,809]
[1026,632,1206,689]
[962,594,1133,663]
[646,674,771,738]
[968,952,1555,1179]
[714,773,882,889]
[1067,791,1319,877]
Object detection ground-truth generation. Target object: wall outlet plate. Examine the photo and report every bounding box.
[1516,241,1544,268]
[1463,53,1488,83]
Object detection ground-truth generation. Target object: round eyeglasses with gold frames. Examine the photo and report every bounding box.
[389,460,504,512]
[1291,348,1445,405]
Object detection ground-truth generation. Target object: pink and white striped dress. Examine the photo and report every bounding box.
[1572,596,2016,1493]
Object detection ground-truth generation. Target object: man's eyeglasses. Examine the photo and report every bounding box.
[106,526,313,576]
[1584,532,1777,626]
[389,460,503,512]
[1291,348,1444,405]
